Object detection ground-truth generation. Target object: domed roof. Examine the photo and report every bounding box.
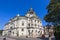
[25,8,38,18]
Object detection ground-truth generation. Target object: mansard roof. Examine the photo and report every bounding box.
[9,8,38,20]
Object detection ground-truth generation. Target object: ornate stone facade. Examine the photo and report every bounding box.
[2,8,44,37]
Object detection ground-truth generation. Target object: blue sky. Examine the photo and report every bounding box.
[0,0,50,30]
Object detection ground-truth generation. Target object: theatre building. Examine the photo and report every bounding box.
[2,8,44,37]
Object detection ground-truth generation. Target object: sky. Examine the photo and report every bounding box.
[0,0,50,30]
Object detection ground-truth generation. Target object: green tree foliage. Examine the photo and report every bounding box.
[44,0,60,30]
[0,30,3,35]
[44,0,60,39]
[44,0,60,25]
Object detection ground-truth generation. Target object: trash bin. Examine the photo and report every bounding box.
[51,38,55,40]
[3,37,6,40]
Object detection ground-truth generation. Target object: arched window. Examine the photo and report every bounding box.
[22,21,24,26]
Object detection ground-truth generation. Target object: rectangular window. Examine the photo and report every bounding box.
[28,30,30,35]
[38,31,40,33]
[22,28,24,31]
[13,32,14,34]
[35,24,36,26]
[35,20,36,22]
[22,21,24,26]
[28,23,30,26]
[35,30,37,32]
[32,30,33,32]
[31,24,33,26]
[38,20,39,22]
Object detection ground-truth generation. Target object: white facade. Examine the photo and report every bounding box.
[2,8,44,37]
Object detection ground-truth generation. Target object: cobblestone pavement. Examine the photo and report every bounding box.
[0,36,42,40]
[0,36,3,40]
[0,35,55,40]
[16,37,42,40]
[0,36,16,40]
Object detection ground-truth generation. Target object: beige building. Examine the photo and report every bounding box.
[2,8,44,37]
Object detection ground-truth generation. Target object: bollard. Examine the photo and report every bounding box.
[3,37,6,40]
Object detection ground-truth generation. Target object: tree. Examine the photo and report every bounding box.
[44,0,60,31]
[0,30,3,35]
[44,0,60,39]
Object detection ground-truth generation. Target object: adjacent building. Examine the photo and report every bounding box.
[2,8,44,37]
[44,25,54,38]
